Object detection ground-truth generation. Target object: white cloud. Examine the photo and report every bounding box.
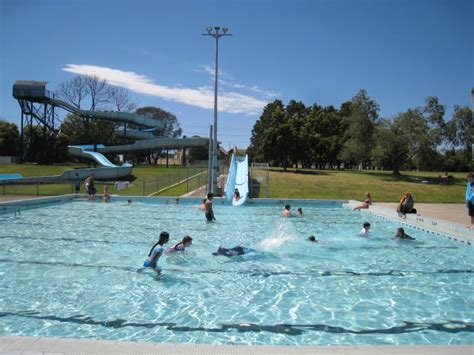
[62,64,268,115]
[195,64,280,99]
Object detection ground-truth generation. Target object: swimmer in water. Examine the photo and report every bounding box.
[212,246,254,257]
[166,235,193,253]
[144,231,170,272]
[204,193,216,221]
[359,222,370,236]
[282,204,291,217]
[395,227,415,240]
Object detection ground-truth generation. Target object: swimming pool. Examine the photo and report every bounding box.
[0,199,473,346]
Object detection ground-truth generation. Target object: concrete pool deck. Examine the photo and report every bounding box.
[0,336,473,354]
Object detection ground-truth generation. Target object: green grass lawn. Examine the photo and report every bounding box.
[0,163,207,197]
[0,163,468,202]
[252,168,468,203]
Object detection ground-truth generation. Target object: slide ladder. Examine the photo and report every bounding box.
[225,154,249,206]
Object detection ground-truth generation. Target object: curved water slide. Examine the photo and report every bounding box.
[12,81,208,180]
[225,154,249,206]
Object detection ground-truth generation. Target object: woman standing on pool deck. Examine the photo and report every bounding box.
[144,231,170,272]
[466,173,474,229]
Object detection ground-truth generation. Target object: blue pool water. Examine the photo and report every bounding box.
[0,200,473,345]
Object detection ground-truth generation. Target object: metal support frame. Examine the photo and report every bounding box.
[16,97,58,162]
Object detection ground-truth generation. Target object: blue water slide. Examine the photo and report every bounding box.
[225,154,249,206]
[68,145,132,169]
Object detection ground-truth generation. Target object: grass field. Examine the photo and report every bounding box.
[0,163,208,197]
[0,164,469,203]
[251,168,468,203]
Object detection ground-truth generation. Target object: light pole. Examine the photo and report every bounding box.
[202,26,232,195]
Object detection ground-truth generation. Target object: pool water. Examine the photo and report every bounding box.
[0,200,473,345]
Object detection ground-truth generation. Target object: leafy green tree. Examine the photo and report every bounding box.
[0,120,20,156]
[339,90,380,167]
[248,100,285,163]
[60,114,116,146]
[134,106,182,164]
[371,119,409,175]
[285,100,308,169]
[447,105,473,164]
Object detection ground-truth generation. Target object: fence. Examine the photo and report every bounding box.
[249,163,270,198]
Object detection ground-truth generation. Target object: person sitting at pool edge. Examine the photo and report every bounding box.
[359,222,370,236]
[166,235,193,253]
[353,192,372,211]
[234,188,240,201]
[144,231,170,272]
[204,193,216,221]
[283,204,291,217]
[397,192,416,218]
[212,246,254,257]
[395,227,415,240]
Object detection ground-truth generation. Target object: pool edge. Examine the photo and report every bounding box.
[1,335,472,354]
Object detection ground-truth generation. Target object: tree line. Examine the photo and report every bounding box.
[247,90,472,173]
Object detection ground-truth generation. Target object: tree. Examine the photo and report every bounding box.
[109,87,137,112]
[58,76,87,109]
[371,119,409,175]
[285,100,308,169]
[134,106,182,164]
[85,75,111,111]
[0,120,20,156]
[447,105,473,164]
[248,100,285,164]
[339,90,380,167]
[60,113,116,146]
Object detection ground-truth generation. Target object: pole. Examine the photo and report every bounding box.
[202,27,231,195]
[212,35,219,195]
[207,125,213,193]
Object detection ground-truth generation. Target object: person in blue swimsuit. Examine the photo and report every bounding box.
[466,173,474,230]
[144,231,170,272]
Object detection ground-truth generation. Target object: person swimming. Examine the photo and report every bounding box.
[144,231,170,272]
[166,235,192,253]
[307,235,318,242]
[212,246,254,257]
[359,222,371,236]
[395,227,415,240]
[297,208,303,216]
[282,204,291,217]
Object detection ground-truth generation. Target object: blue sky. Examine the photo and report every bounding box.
[0,0,472,149]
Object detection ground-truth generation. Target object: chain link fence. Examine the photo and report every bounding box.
[250,163,270,198]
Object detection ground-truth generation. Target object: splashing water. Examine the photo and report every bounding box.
[259,220,297,251]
